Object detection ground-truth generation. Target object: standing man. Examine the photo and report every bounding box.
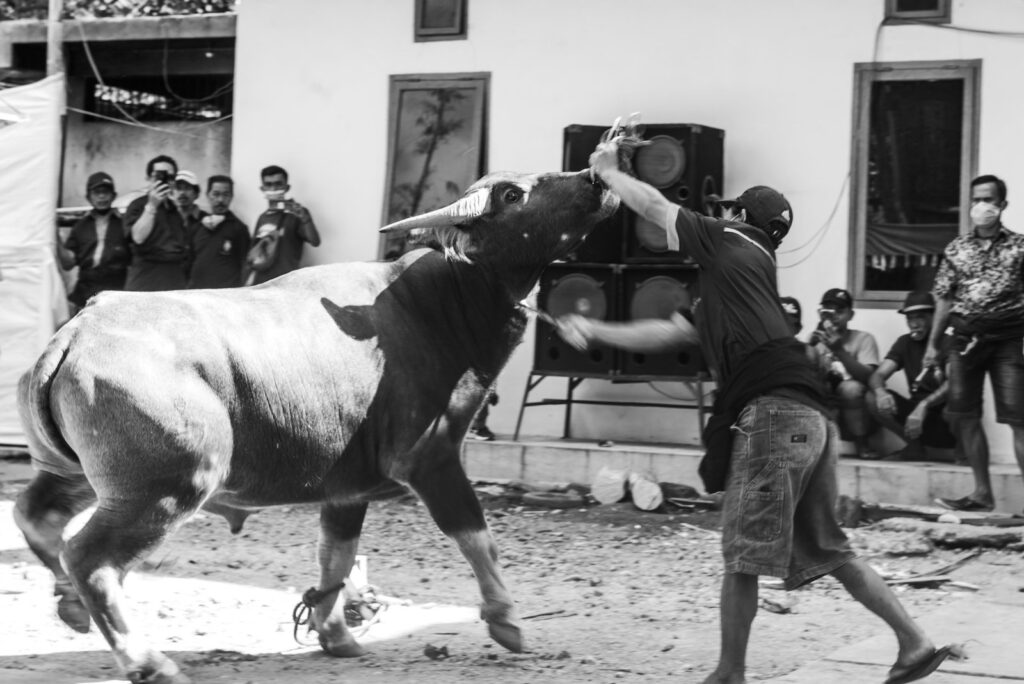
[927,174,1024,512]
[247,165,320,285]
[58,172,130,312]
[562,130,949,684]
[123,155,190,291]
[868,291,957,462]
[188,174,250,289]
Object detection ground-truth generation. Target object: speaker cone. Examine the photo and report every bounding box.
[633,135,686,189]
[545,273,608,319]
[629,275,692,320]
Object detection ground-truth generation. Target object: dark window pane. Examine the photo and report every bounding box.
[895,0,940,12]
[864,78,962,292]
[422,0,458,29]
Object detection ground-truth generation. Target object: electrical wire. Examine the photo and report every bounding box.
[776,173,850,268]
[160,38,234,105]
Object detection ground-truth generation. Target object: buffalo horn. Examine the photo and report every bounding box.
[379,187,491,233]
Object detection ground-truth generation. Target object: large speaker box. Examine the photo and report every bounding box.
[533,263,619,377]
[562,124,627,264]
[618,265,706,377]
[532,263,707,378]
[625,124,724,262]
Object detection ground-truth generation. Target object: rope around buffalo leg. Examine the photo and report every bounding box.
[291,582,346,644]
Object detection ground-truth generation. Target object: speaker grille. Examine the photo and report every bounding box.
[629,275,692,320]
[633,135,686,189]
[546,273,608,320]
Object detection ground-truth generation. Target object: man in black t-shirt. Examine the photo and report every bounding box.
[188,175,250,289]
[867,291,958,461]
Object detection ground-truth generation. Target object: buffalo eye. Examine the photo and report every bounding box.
[502,187,523,204]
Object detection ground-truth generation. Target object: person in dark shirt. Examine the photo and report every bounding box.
[247,165,321,285]
[868,291,957,462]
[59,171,130,311]
[188,174,250,289]
[558,126,949,684]
[123,155,190,292]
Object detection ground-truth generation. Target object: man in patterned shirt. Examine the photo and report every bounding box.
[927,174,1024,512]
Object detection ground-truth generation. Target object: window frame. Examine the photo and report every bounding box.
[848,59,979,307]
[884,0,951,24]
[414,0,468,42]
[378,71,489,259]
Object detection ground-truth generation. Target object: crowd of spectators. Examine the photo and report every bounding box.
[58,155,320,313]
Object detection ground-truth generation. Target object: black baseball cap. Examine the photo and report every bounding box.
[719,185,793,233]
[780,296,802,322]
[820,288,853,309]
[86,171,115,193]
[898,290,936,314]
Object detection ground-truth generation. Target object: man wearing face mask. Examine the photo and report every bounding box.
[559,130,948,684]
[188,175,250,289]
[59,172,130,312]
[246,165,321,285]
[927,174,1024,513]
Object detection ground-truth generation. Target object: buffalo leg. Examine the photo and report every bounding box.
[62,497,195,684]
[312,501,368,657]
[408,456,524,652]
[13,470,97,632]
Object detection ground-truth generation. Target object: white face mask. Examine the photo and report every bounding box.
[263,189,287,202]
[970,201,1001,228]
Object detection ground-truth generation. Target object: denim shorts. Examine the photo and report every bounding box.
[721,395,855,589]
[945,337,1024,426]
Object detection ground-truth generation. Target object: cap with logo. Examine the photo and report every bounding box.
[86,171,115,193]
[820,288,853,309]
[719,185,793,233]
[174,170,200,189]
[780,296,802,321]
[898,290,936,314]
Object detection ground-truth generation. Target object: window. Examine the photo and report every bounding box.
[414,0,467,42]
[849,60,979,305]
[85,75,232,122]
[885,0,951,24]
[379,72,489,258]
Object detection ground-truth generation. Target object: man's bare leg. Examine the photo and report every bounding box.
[701,572,758,684]
[831,558,935,667]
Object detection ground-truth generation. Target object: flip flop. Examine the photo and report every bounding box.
[935,496,994,512]
[883,645,953,684]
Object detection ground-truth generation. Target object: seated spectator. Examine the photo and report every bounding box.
[809,288,881,459]
[58,172,130,313]
[866,291,958,462]
[188,175,250,289]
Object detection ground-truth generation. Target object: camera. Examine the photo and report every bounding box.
[271,199,288,210]
[153,170,172,185]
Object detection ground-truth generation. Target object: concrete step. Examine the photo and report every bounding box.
[461,438,1024,514]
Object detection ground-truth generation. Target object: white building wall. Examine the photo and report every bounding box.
[230,0,1023,462]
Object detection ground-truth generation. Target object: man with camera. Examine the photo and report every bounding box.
[123,155,191,292]
[809,288,882,459]
[246,165,320,285]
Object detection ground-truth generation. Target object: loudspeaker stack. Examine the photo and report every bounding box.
[532,123,724,379]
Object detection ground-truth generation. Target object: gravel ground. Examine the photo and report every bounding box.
[1,473,1019,683]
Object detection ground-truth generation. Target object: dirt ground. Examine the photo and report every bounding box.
[1,464,1021,684]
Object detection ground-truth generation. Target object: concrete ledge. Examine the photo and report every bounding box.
[462,438,1024,512]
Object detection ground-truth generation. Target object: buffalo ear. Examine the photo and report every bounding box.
[320,298,378,341]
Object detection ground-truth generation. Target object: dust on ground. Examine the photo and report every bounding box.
[0,468,1020,683]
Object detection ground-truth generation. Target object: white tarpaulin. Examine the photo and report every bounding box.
[0,74,68,447]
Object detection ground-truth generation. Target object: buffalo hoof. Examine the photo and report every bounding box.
[487,620,525,653]
[57,595,92,633]
[318,632,367,658]
[125,656,191,684]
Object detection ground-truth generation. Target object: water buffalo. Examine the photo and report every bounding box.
[13,169,618,683]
